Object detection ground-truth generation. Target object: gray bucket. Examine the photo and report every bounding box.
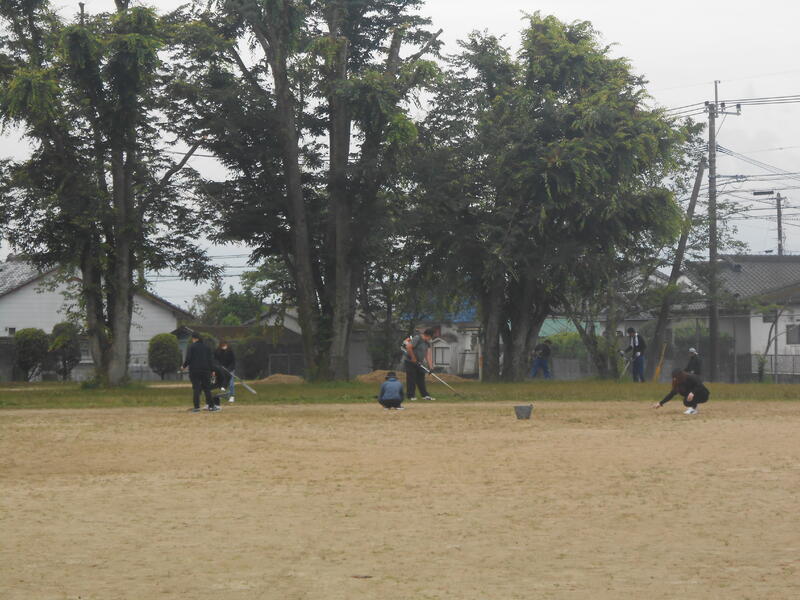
[514,404,533,419]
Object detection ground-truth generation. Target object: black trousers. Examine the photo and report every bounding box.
[379,398,403,409]
[683,385,710,408]
[190,371,213,409]
[405,362,429,399]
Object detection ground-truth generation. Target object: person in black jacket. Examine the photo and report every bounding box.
[685,347,702,376]
[213,340,236,404]
[182,333,218,412]
[653,369,710,415]
[621,327,647,383]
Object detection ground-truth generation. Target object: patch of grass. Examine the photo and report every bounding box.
[1,378,799,410]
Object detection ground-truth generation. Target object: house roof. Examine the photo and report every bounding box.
[0,257,194,319]
[0,258,54,299]
[715,255,800,299]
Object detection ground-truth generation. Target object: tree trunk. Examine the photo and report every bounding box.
[267,40,321,378]
[326,16,355,380]
[482,276,505,381]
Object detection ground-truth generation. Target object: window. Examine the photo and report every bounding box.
[787,324,800,345]
[7,327,15,336]
[434,346,451,366]
[762,313,777,324]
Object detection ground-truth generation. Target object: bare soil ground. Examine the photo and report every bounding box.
[1,401,799,599]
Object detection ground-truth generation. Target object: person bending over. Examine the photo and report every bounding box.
[653,369,710,415]
[214,340,237,404]
[378,371,404,410]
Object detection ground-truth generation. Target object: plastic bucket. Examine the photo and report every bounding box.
[514,404,533,419]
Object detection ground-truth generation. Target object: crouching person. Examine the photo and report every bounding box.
[378,371,404,410]
[653,369,710,415]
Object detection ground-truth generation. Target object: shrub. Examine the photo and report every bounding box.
[148,333,182,380]
[49,322,82,381]
[238,336,269,379]
[14,328,49,381]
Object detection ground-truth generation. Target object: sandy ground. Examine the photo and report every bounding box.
[1,400,799,599]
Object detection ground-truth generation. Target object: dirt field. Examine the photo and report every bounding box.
[1,400,799,599]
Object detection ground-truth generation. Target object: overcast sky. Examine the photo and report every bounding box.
[3,0,800,305]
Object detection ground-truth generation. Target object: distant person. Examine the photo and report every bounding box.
[182,332,218,412]
[378,371,405,410]
[653,369,710,415]
[685,347,702,376]
[621,327,647,382]
[530,339,553,379]
[214,340,237,404]
[403,328,435,401]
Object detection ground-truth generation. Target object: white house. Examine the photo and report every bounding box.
[0,257,194,381]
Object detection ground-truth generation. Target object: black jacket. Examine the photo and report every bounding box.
[686,355,702,375]
[183,340,214,372]
[660,371,707,405]
[624,333,647,355]
[214,347,236,370]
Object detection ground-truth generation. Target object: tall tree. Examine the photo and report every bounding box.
[0,1,214,385]
[166,0,440,379]
[411,15,689,380]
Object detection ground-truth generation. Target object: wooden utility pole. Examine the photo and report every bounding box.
[707,91,719,381]
[777,193,784,256]
[705,81,741,381]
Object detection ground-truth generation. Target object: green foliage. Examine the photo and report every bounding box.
[190,281,264,326]
[48,322,82,381]
[0,1,218,386]
[147,333,182,380]
[14,327,49,381]
[546,332,587,359]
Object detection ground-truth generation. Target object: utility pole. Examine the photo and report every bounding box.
[705,81,741,381]
[777,193,784,256]
[753,190,784,255]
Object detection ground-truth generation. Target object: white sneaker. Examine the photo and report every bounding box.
[228,396,235,403]
[423,396,435,401]
[395,406,405,410]
[684,407,698,415]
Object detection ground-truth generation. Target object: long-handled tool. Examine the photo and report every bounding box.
[415,361,462,397]
[218,365,257,395]
[400,340,462,396]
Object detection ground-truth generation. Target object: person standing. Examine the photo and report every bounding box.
[622,327,647,382]
[403,328,435,401]
[530,339,553,379]
[378,371,405,410]
[685,347,702,376]
[653,369,710,415]
[214,340,237,404]
[182,332,218,412]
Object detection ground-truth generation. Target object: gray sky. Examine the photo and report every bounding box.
[3,0,800,305]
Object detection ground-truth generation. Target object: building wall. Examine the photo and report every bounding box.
[750,307,800,356]
[0,276,74,336]
[0,277,187,381]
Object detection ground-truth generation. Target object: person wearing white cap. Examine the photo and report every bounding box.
[686,348,702,376]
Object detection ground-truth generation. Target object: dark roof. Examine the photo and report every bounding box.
[716,255,800,299]
[0,259,53,298]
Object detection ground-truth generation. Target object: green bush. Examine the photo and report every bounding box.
[49,322,82,381]
[238,336,269,379]
[14,328,49,381]
[148,333,182,380]
[546,331,587,359]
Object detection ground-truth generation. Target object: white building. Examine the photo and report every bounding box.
[0,257,194,381]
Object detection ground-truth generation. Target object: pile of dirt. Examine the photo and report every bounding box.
[254,374,306,384]
[355,370,473,384]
